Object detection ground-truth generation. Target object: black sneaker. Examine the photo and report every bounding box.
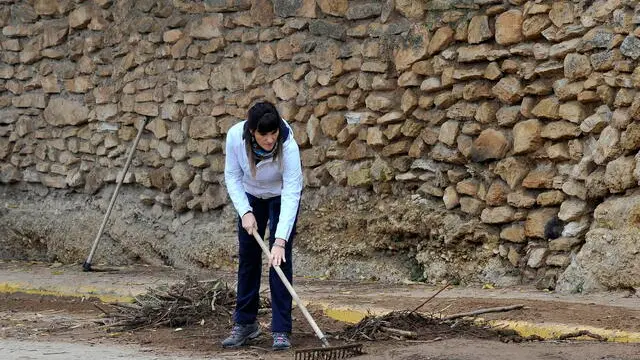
[221,323,260,347]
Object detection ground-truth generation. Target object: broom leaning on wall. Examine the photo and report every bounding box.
[83,117,150,272]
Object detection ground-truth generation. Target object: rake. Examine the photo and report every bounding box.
[252,231,364,360]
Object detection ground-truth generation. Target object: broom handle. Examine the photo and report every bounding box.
[252,231,330,348]
[84,118,149,269]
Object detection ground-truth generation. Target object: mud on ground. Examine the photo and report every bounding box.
[1,290,639,360]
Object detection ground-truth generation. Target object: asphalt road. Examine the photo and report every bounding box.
[0,339,199,360]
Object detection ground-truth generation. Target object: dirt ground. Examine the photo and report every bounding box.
[1,290,639,360]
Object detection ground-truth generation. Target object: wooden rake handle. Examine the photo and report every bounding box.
[252,231,330,348]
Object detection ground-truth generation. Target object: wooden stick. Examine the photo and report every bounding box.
[92,302,111,315]
[110,302,143,310]
[379,326,418,338]
[405,337,443,343]
[167,291,194,303]
[442,304,524,320]
[411,282,450,313]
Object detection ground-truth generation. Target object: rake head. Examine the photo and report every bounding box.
[294,343,364,360]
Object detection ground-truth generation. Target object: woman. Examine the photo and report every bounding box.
[222,101,303,350]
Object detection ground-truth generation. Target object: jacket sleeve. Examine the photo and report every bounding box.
[224,129,252,217]
[274,137,303,241]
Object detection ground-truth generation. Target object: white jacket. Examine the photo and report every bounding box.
[224,120,303,241]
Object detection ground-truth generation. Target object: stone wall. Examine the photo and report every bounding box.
[2,0,640,291]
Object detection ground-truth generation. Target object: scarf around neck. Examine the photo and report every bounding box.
[251,135,279,162]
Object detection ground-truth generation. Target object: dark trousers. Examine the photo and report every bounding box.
[234,193,296,333]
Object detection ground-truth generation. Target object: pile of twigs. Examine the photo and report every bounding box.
[340,310,500,342]
[340,284,536,343]
[96,276,238,330]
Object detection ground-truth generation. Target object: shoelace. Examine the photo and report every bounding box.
[231,326,242,336]
[273,333,288,342]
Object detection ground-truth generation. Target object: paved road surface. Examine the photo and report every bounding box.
[1,339,200,360]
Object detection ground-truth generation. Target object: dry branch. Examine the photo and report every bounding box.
[442,304,524,320]
[411,282,450,313]
[98,276,268,331]
[92,302,111,315]
[380,326,417,338]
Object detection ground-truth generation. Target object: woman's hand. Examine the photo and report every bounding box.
[270,238,287,267]
[241,212,257,234]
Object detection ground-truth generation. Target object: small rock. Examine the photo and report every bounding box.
[558,199,588,222]
[470,129,510,162]
[495,10,523,45]
[481,206,516,224]
[468,15,493,44]
[527,248,548,269]
[620,35,640,60]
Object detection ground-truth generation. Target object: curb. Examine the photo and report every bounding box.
[0,282,135,304]
[488,320,640,343]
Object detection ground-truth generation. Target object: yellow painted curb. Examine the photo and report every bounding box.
[315,303,384,324]
[318,304,640,344]
[323,307,377,324]
[488,320,640,343]
[0,282,135,303]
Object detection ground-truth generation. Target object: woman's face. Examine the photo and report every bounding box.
[253,129,279,151]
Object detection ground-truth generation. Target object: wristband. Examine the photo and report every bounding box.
[273,243,286,249]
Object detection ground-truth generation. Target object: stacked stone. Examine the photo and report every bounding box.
[1,0,640,283]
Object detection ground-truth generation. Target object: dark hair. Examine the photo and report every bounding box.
[247,101,281,135]
[244,101,285,177]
